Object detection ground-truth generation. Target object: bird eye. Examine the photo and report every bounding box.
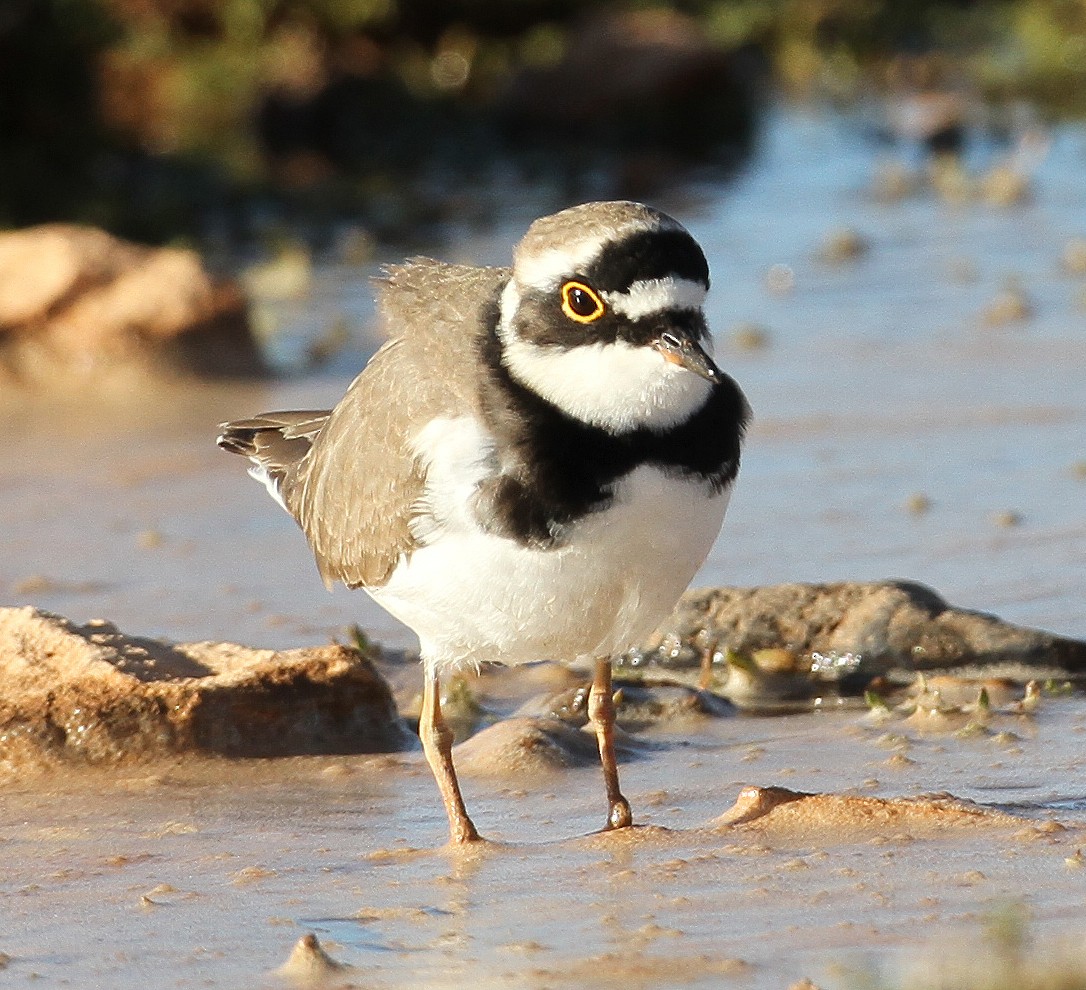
[560,281,606,323]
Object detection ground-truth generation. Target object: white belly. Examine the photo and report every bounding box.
[369,416,729,671]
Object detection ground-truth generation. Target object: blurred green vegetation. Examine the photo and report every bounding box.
[4,0,1086,243]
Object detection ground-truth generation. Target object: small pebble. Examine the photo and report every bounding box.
[992,730,1022,748]
[1062,237,1086,275]
[981,164,1031,206]
[817,227,870,263]
[982,284,1032,326]
[137,529,165,550]
[730,322,771,352]
[870,161,914,202]
[930,157,971,204]
[232,865,277,884]
[765,263,795,294]
[751,647,799,673]
[991,510,1023,528]
[276,933,348,981]
[954,869,988,886]
[12,575,54,595]
[905,492,933,516]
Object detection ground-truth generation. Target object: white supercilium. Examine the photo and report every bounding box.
[602,277,707,320]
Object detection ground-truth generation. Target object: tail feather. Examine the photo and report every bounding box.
[217,410,330,514]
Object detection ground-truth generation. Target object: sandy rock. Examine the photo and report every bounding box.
[517,681,732,730]
[0,607,410,772]
[276,933,349,983]
[453,716,604,778]
[906,674,1023,709]
[982,281,1033,326]
[816,227,870,263]
[713,784,1022,840]
[631,581,1086,689]
[1062,236,1086,275]
[0,224,264,381]
[981,162,1032,206]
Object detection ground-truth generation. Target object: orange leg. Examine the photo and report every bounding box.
[698,643,714,691]
[419,670,480,844]
[587,658,633,830]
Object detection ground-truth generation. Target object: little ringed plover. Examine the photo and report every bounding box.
[218,200,750,844]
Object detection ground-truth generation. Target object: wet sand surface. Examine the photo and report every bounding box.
[2,109,1086,986]
[3,693,1086,988]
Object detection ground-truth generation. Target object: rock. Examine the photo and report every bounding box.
[864,675,1043,738]
[0,607,411,773]
[612,682,734,728]
[728,322,771,353]
[904,492,933,516]
[517,681,732,730]
[627,581,1086,698]
[276,933,349,982]
[816,227,870,264]
[981,162,1032,207]
[1062,237,1086,275]
[712,784,1022,839]
[453,716,604,778]
[0,224,265,382]
[870,160,915,202]
[905,674,1023,710]
[981,282,1033,326]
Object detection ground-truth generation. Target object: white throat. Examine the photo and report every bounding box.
[498,281,713,433]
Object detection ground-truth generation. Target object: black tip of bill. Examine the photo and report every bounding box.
[654,331,722,383]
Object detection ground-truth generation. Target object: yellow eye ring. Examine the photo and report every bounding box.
[560,281,606,323]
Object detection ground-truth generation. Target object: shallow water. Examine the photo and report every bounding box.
[3,111,1083,652]
[2,108,1086,987]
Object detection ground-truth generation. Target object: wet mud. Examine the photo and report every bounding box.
[2,688,1085,989]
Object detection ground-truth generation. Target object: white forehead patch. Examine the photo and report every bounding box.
[602,277,707,321]
[500,335,712,433]
[514,243,605,294]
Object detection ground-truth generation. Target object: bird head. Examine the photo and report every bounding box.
[498,201,721,434]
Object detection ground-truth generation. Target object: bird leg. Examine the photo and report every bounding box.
[697,642,714,691]
[588,658,633,830]
[419,670,480,844]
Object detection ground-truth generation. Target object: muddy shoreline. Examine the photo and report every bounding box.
[2,599,1085,988]
[3,690,1085,989]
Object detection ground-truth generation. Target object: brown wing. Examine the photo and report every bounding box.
[217,411,330,522]
[218,410,328,480]
[291,258,509,589]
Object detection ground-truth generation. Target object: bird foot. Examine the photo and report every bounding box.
[605,798,633,830]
